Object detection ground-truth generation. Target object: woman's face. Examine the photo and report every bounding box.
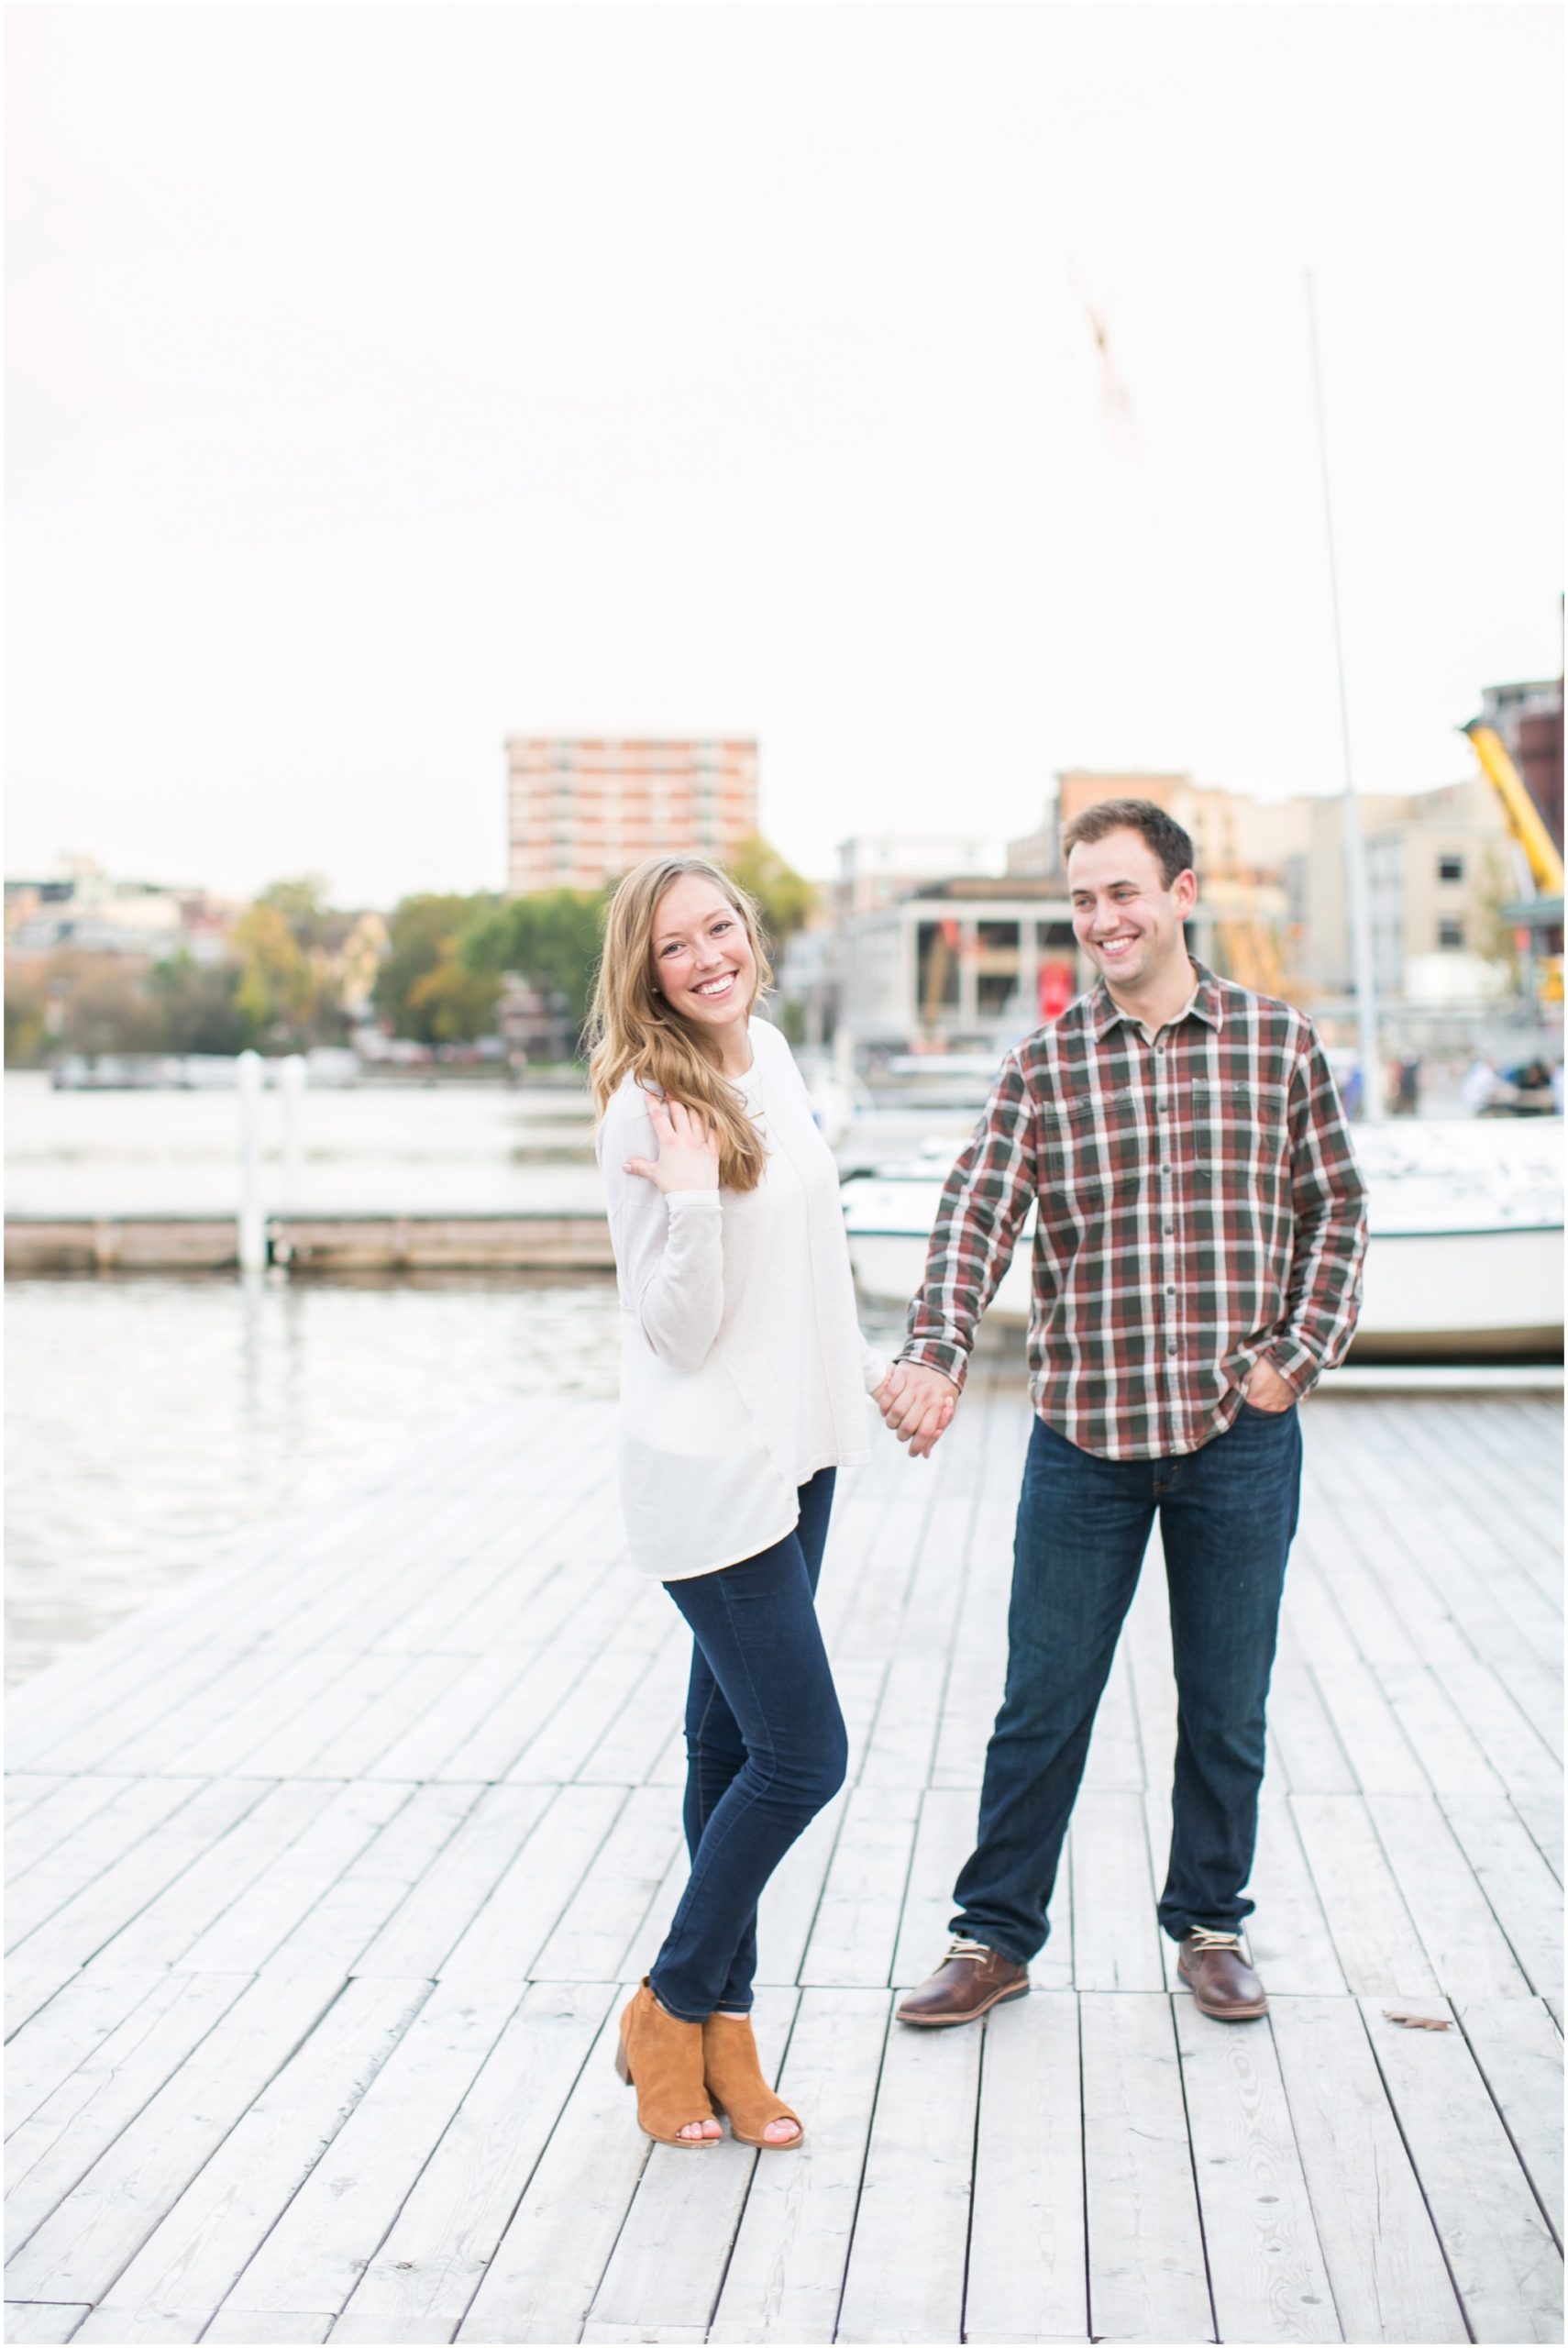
[649,873,756,1040]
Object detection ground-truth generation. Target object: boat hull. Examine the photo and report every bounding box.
[844,1198,1563,1360]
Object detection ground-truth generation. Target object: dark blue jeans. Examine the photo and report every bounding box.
[953,1403,1302,1962]
[649,1468,845,2022]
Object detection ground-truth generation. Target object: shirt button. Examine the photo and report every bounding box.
[1164,1224,1175,1235]
[1166,1284,1176,1294]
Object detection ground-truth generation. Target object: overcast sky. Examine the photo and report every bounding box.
[7,3,1562,908]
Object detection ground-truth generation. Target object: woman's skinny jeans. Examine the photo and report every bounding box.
[648,1469,845,2021]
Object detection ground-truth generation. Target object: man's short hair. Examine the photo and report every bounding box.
[1061,797,1196,888]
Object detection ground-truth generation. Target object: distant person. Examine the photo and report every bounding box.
[1552,1062,1564,1115]
[589,855,902,2153]
[878,799,1367,2031]
[1394,1056,1421,1117]
[1461,1053,1500,1116]
[1341,1061,1364,1120]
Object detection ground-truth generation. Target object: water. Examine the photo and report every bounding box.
[6,1069,603,1216]
[5,1271,623,1686]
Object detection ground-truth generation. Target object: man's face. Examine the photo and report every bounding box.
[1067,826,1197,994]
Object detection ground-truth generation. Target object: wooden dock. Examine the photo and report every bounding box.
[6,1374,1562,2344]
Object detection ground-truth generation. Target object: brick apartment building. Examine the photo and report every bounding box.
[505,738,759,897]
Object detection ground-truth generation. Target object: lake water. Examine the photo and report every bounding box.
[5,1069,605,1216]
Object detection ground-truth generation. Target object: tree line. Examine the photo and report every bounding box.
[5,839,814,1066]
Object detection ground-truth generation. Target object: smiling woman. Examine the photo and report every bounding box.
[584,852,905,2154]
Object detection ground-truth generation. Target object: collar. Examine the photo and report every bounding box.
[1088,956,1225,1043]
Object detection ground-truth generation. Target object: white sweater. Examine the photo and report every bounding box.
[595,1016,891,1578]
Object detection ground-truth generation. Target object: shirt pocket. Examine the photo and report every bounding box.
[1042,1086,1146,1210]
[1189,1076,1291,1203]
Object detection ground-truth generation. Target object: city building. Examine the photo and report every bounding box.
[504,738,758,896]
[4,857,238,962]
[834,833,1009,918]
[838,872,1221,1050]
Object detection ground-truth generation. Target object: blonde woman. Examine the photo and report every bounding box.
[588,854,915,2152]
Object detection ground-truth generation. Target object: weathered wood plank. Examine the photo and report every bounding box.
[964,1988,1088,2343]
[1289,1797,1439,1998]
[6,1971,250,2259]
[4,1969,344,2308]
[1071,1791,1163,1992]
[1360,1997,1563,2342]
[348,1784,556,1978]
[3,2306,92,2342]
[457,1994,650,2344]
[834,2005,982,2343]
[6,1968,171,2141]
[1366,1792,1534,1998]
[528,1786,683,1982]
[1242,1784,1347,1996]
[1173,1995,1338,2341]
[177,1778,415,1972]
[438,1784,625,1978]
[82,1977,429,2327]
[220,1978,523,2320]
[1454,1996,1564,2247]
[1269,1996,1466,2342]
[709,1988,889,2343]
[798,1787,921,1988]
[336,1981,613,2335]
[1079,1991,1211,2342]
[249,1782,472,1974]
[4,1784,135,1886]
[1443,1797,1564,1999]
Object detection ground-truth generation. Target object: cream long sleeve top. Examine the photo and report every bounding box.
[595,1015,891,1579]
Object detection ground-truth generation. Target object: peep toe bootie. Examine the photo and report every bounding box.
[702,2013,803,2148]
[615,1982,719,2147]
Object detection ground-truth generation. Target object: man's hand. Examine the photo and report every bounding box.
[879,1362,959,1459]
[1242,1358,1297,1414]
[624,1098,722,1194]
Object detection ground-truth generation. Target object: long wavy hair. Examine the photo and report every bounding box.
[586,854,775,1194]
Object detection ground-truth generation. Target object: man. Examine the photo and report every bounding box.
[882,799,1366,2024]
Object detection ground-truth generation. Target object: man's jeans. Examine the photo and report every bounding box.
[952,1403,1302,1962]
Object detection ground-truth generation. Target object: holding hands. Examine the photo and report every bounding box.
[624,1097,722,1193]
[874,1361,959,1460]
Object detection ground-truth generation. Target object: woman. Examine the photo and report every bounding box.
[589,853,915,2150]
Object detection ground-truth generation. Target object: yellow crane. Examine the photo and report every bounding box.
[1463,721,1564,895]
[1463,718,1563,1002]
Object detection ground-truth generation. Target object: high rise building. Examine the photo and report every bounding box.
[505,737,759,897]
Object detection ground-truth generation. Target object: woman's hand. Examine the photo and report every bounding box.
[624,1097,722,1194]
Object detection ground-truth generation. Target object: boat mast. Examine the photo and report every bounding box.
[1305,271,1383,1121]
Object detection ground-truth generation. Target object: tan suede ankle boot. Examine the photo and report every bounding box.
[702,2013,803,2148]
[614,1981,718,2147]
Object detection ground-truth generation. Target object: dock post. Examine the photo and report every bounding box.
[279,1053,307,1214]
[237,1050,266,1272]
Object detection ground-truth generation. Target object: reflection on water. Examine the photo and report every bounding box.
[6,1272,914,1688]
[5,1271,623,1687]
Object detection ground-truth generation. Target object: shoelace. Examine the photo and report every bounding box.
[946,1936,992,1963]
[1186,1928,1242,1953]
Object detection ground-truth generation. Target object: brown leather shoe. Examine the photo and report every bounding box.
[1177,1929,1267,2020]
[895,1937,1030,2027]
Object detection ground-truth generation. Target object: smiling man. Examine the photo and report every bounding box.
[882,797,1367,2025]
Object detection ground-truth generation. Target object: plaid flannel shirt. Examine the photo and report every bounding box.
[900,960,1368,1459]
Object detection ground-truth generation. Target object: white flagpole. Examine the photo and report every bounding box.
[1306,270,1384,1121]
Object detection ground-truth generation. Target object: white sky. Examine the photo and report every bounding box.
[6,3,1562,908]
